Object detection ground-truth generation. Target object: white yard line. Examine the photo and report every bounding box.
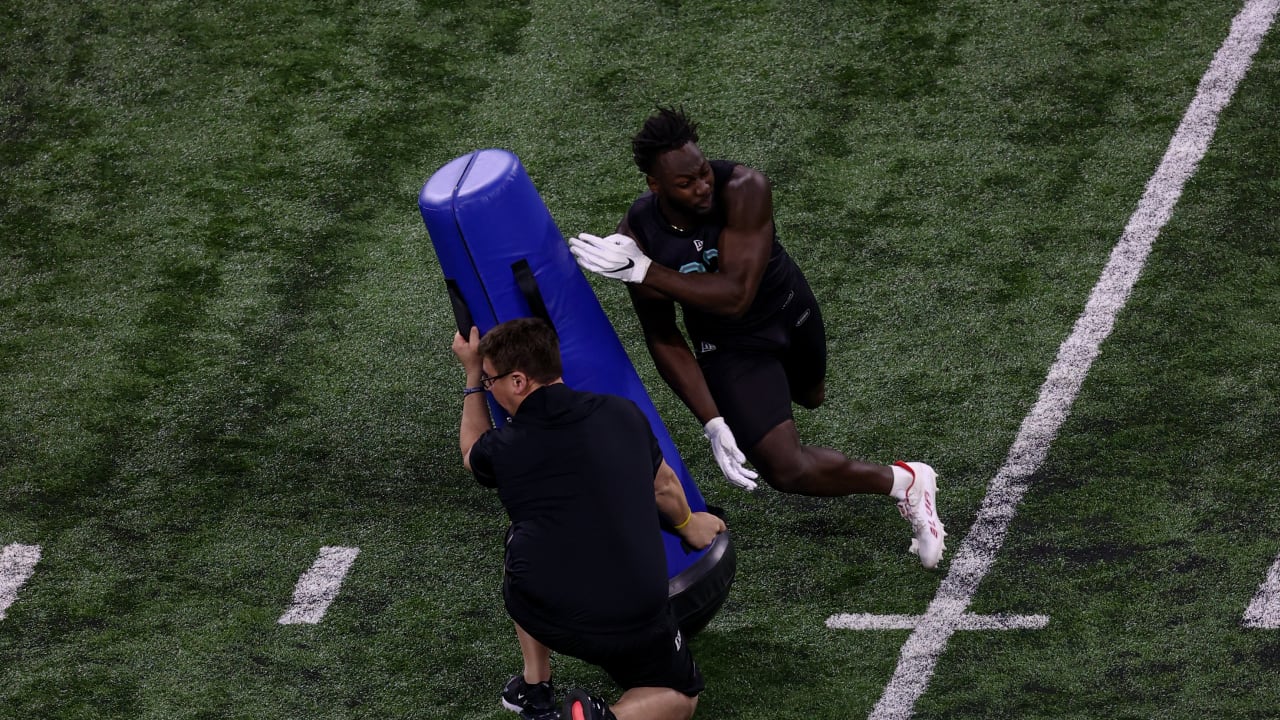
[0,544,41,621]
[278,546,361,625]
[828,613,1049,632]
[831,2,1280,718]
[1243,553,1280,629]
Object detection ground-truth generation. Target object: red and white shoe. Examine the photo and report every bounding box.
[895,461,946,569]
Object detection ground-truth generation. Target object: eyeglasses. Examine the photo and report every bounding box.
[480,370,514,390]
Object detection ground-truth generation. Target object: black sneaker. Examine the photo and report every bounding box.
[561,688,617,720]
[501,674,558,720]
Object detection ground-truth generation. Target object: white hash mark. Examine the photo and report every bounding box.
[0,544,41,621]
[278,546,360,625]
[1243,552,1280,629]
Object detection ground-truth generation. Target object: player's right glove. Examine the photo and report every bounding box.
[568,232,652,284]
[704,417,758,491]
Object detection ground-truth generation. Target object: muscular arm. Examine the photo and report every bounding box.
[626,283,720,425]
[634,166,775,319]
[654,460,725,550]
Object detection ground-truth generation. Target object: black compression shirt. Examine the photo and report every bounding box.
[625,160,807,345]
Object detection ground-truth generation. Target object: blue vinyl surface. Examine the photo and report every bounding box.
[419,149,710,577]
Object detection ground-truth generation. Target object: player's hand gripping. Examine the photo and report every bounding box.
[568,232,652,284]
[704,417,758,491]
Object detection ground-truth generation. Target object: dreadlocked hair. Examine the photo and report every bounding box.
[631,106,699,175]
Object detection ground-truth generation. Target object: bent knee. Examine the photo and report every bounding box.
[793,383,825,409]
[749,426,811,494]
[760,461,811,494]
[765,474,808,495]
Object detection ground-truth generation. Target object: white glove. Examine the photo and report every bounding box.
[568,232,652,284]
[704,417,758,491]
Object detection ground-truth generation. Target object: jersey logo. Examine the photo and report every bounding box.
[694,238,704,252]
[700,341,717,353]
[679,249,720,275]
[795,309,811,327]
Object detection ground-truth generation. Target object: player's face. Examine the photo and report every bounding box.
[649,142,714,216]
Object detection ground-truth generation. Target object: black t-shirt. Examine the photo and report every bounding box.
[625,159,808,348]
[470,384,668,634]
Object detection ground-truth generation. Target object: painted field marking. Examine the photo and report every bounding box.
[828,613,1048,632]
[278,546,360,625]
[0,544,41,621]
[1243,552,1280,629]
[829,1,1280,718]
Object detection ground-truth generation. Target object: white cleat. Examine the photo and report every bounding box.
[895,461,946,569]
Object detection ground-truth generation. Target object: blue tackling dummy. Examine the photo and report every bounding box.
[419,149,734,635]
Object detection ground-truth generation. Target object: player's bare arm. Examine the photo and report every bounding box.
[640,164,774,318]
[618,216,760,492]
[626,285,721,425]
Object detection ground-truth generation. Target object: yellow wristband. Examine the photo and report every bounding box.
[673,511,693,530]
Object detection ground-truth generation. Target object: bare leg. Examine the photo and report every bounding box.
[611,687,697,720]
[514,622,551,684]
[746,419,893,497]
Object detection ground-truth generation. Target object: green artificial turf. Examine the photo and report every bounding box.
[2,1,1277,718]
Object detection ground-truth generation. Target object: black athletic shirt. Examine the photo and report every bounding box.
[470,384,668,634]
[625,159,807,347]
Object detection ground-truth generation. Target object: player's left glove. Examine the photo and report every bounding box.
[568,232,652,284]
[704,417,759,492]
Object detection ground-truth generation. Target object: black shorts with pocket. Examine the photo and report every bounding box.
[695,279,827,451]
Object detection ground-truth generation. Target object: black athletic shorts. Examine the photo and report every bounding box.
[695,279,827,451]
[514,605,704,697]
